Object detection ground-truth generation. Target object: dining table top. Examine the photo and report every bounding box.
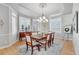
[31,34,47,41]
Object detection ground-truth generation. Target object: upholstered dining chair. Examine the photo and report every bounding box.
[24,33,41,55]
[48,32,55,45]
[37,34,51,51]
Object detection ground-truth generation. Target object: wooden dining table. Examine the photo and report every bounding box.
[31,34,47,41]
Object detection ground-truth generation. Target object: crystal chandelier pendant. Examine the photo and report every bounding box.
[38,3,48,22]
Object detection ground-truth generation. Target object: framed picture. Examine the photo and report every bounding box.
[73,11,78,33]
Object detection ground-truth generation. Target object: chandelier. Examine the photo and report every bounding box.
[38,3,48,22]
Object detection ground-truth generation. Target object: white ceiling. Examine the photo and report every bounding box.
[6,3,73,18]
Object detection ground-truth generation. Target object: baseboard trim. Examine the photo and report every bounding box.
[0,40,18,49]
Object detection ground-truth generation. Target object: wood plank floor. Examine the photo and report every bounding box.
[61,40,75,55]
[0,40,75,55]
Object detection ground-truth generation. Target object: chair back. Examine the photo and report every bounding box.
[24,33,31,42]
[52,32,55,39]
[47,34,50,40]
[26,35,31,42]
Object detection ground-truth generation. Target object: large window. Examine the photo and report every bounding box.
[19,16,31,32]
[49,17,62,33]
[32,19,39,32]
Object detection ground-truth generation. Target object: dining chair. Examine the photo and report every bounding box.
[48,33,52,47]
[48,32,55,45]
[24,33,41,55]
[37,34,51,51]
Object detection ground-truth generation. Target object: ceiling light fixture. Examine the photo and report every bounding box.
[38,3,48,22]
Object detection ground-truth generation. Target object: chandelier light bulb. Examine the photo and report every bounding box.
[45,19,48,22]
[43,16,46,19]
[40,17,42,19]
[39,17,42,22]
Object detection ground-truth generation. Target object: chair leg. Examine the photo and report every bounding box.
[50,41,51,46]
[48,42,50,47]
[45,44,47,51]
[31,47,33,55]
[52,38,54,44]
[38,46,40,51]
[26,44,28,51]
[48,41,51,47]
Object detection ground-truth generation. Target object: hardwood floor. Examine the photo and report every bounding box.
[61,40,75,55]
[0,41,25,55]
[0,40,75,55]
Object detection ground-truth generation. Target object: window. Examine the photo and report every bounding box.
[32,19,39,31]
[19,16,31,32]
[49,17,62,33]
[32,19,49,33]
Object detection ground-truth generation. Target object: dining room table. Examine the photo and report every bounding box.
[31,34,47,41]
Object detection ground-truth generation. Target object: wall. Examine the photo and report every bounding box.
[62,13,73,40]
[0,4,19,48]
[62,14,72,26]
[0,5,9,48]
[72,3,79,54]
[9,7,19,46]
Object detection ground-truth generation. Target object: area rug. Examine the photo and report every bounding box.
[17,39,63,55]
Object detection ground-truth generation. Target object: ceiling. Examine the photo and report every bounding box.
[6,3,73,18]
